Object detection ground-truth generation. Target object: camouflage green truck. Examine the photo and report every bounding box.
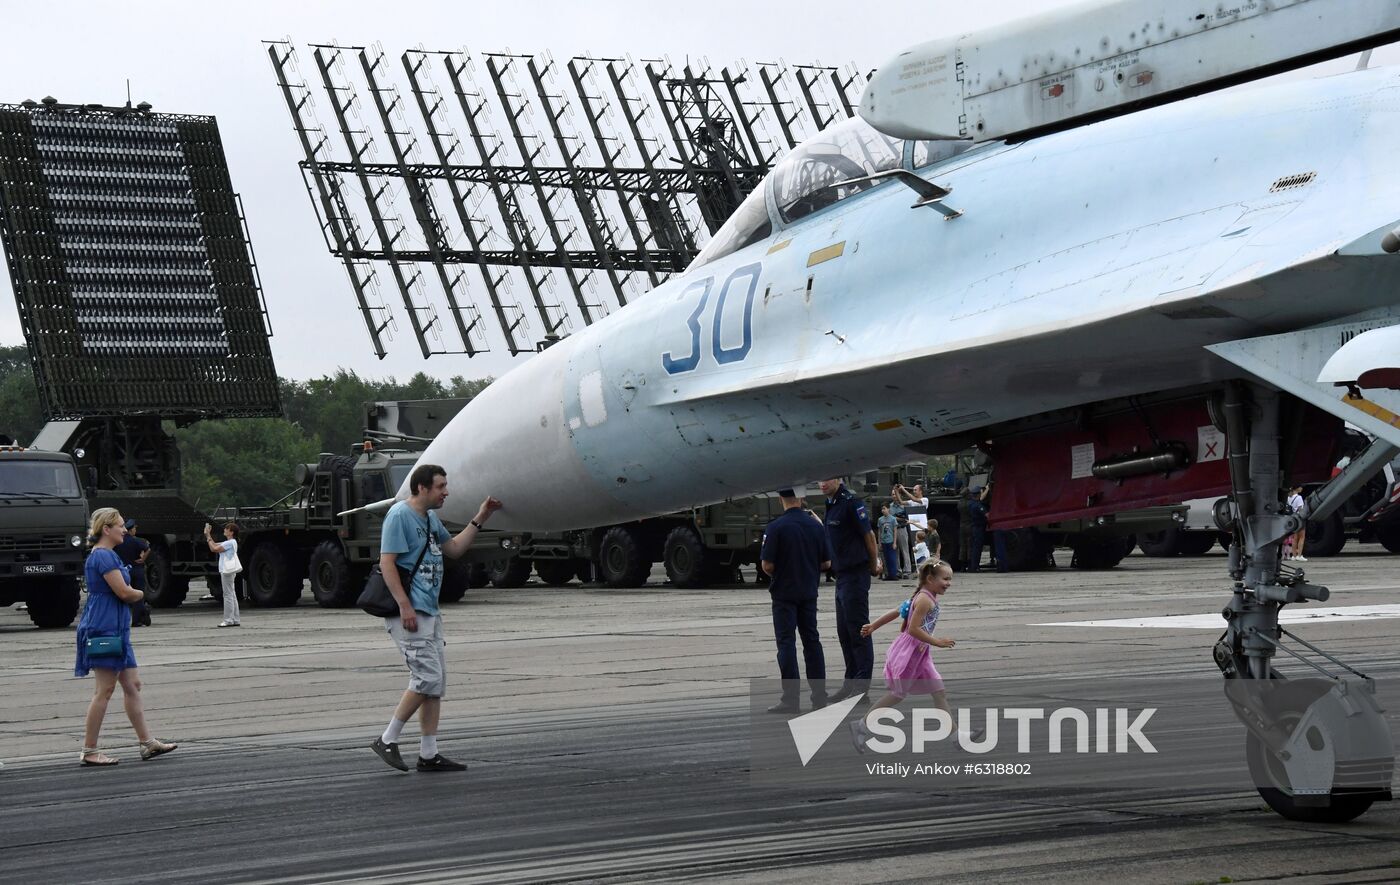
[0,447,88,627]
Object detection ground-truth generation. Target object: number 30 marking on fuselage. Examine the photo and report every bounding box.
[661,262,761,375]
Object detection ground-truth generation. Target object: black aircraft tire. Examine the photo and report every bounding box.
[486,556,532,589]
[143,544,189,608]
[1245,679,1375,823]
[27,576,80,628]
[1176,531,1218,556]
[1376,521,1400,554]
[1304,512,1346,558]
[663,527,708,588]
[1137,527,1181,557]
[598,526,650,588]
[439,559,471,603]
[309,540,358,608]
[533,559,577,587]
[246,544,302,607]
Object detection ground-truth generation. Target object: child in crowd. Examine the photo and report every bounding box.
[912,531,930,566]
[850,560,973,751]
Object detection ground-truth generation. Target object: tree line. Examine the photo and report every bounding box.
[0,345,491,508]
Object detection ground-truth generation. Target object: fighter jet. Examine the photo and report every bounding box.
[407,0,1400,821]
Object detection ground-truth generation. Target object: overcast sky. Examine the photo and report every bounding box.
[1,1,1395,383]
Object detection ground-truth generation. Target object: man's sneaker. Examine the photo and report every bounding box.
[371,737,409,772]
[849,720,868,754]
[766,700,801,714]
[199,594,216,602]
[416,754,467,772]
[1295,556,1308,562]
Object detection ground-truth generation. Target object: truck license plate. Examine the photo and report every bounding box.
[22,564,55,575]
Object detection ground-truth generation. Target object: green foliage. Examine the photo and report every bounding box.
[0,345,42,443]
[0,352,492,507]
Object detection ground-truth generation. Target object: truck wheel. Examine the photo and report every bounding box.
[1137,527,1182,557]
[598,526,650,588]
[534,559,577,587]
[1000,528,1050,572]
[486,556,532,588]
[246,544,302,607]
[1376,521,1400,554]
[1069,536,1127,570]
[309,540,358,608]
[27,576,79,628]
[440,559,471,603]
[663,526,708,588]
[467,562,489,588]
[143,544,188,608]
[1177,531,1218,556]
[1304,512,1346,557]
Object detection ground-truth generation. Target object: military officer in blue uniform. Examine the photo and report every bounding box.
[819,478,883,701]
[760,487,832,713]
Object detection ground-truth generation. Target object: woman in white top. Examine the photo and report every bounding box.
[204,522,243,627]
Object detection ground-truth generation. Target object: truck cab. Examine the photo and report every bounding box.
[0,447,88,627]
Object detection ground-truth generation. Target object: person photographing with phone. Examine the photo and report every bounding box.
[370,463,503,773]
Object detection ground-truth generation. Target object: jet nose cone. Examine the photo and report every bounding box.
[410,344,634,533]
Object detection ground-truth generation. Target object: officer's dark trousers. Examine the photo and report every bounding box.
[834,570,873,690]
[772,596,826,702]
[969,528,985,571]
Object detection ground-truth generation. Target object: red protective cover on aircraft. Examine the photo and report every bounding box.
[987,400,1340,530]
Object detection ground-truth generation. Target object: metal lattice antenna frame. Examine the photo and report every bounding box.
[270,41,862,358]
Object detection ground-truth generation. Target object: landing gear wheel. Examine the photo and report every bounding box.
[143,545,189,608]
[1245,678,1376,823]
[663,526,708,588]
[439,559,471,603]
[26,576,79,628]
[246,544,302,607]
[1303,511,1346,558]
[597,526,650,588]
[486,556,532,589]
[533,559,577,587]
[309,540,358,608]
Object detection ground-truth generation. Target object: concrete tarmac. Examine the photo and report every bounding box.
[2,546,1398,884]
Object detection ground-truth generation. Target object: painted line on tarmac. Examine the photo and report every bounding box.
[1036,603,1400,629]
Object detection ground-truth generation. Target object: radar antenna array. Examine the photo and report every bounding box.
[267,40,864,358]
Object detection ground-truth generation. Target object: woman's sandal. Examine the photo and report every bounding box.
[140,738,177,761]
[80,747,119,766]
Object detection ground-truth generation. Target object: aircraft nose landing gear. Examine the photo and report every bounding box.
[1213,384,1395,822]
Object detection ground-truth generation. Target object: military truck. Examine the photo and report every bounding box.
[490,493,825,590]
[0,445,89,627]
[33,417,218,608]
[215,399,518,608]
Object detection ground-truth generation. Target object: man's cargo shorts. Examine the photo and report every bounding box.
[385,613,447,697]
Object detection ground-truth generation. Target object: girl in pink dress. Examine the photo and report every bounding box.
[849,560,960,751]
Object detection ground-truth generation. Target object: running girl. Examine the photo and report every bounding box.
[850,560,963,751]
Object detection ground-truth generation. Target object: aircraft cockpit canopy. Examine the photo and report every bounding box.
[688,118,974,270]
[771,116,902,224]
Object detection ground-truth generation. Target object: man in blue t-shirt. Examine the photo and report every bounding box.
[115,518,151,627]
[820,477,882,703]
[761,488,833,712]
[371,463,502,774]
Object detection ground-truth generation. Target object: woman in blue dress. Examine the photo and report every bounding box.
[76,507,177,766]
